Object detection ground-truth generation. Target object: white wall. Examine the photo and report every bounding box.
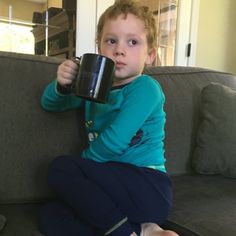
[76,0,96,56]
[76,0,114,56]
[195,0,236,74]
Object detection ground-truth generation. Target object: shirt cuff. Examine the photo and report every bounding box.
[56,81,73,95]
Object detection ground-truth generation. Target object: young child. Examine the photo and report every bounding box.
[39,1,178,236]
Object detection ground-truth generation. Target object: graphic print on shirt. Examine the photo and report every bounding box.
[86,120,98,142]
[129,129,143,147]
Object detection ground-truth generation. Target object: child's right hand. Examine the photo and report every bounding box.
[57,59,79,87]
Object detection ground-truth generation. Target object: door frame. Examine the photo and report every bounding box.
[76,0,114,56]
[174,0,200,66]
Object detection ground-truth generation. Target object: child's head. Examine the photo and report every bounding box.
[97,0,157,52]
[97,0,157,85]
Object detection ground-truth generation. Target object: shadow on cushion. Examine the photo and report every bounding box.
[0,214,6,231]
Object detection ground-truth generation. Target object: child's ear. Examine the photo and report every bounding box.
[96,39,101,54]
[145,48,157,65]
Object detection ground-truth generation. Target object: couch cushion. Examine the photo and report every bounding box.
[144,66,236,175]
[169,175,236,236]
[0,214,6,231]
[0,203,44,236]
[0,52,87,204]
[192,83,236,178]
[2,176,235,236]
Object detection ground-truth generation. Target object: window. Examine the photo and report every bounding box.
[0,0,76,58]
[0,21,34,54]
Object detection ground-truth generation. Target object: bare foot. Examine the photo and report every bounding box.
[130,233,138,236]
[141,223,179,236]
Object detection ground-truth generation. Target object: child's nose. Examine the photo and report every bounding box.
[114,44,125,56]
[115,51,125,56]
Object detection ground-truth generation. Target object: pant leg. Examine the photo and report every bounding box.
[79,160,173,225]
[39,200,99,236]
[45,155,172,235]
[47,156,135,236]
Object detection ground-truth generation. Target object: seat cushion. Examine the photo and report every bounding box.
[168,175,236,236]
[1,175,236,236]
[0,203,45,236]
[0,214,6,231]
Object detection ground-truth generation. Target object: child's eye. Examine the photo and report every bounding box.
[128,39,138,46]
[106,38,116,44]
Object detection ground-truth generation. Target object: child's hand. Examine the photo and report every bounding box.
[57,59,79,87]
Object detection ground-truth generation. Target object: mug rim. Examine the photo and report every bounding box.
[82,53,115,64]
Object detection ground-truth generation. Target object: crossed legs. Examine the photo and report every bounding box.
[39,156,177,236]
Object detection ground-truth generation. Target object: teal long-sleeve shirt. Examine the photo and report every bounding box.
[41,75,166,172]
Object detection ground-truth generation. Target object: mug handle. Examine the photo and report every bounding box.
[56,56,81,95]
[70,56,81,91]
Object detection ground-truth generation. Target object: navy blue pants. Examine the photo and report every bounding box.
[39,156,172,236]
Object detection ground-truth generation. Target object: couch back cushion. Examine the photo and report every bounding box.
[144,66,236,175]
[0,52,87,203]
[1,52,236,203]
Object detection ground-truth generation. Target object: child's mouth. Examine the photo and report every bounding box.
[116,61,126,69]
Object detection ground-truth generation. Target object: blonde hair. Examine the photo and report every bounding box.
[97,0,157,51]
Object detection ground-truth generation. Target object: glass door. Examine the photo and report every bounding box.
[135,0,199,66]
[155,0,178,66]
[136,0,178,66]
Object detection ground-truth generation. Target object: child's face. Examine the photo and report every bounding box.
[99,13,156,86]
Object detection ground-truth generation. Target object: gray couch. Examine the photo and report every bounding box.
[1,51,236,236]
